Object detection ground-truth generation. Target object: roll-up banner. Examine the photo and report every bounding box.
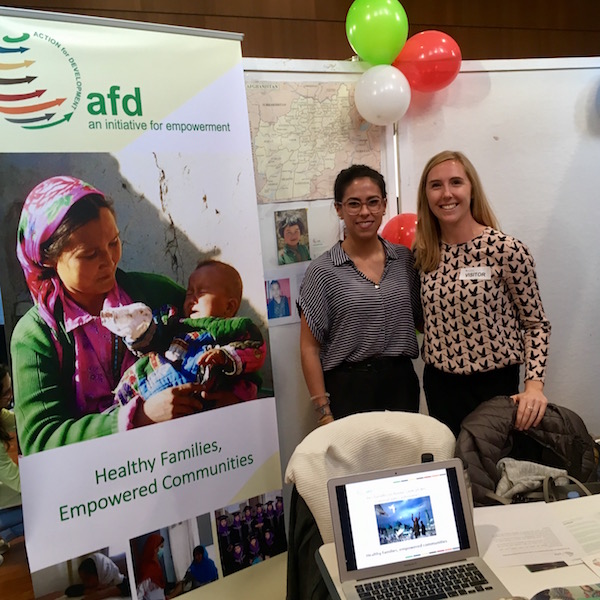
[0,8,285,599]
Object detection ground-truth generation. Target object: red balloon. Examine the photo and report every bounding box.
[393,30,462,93]
[381,213,417,248]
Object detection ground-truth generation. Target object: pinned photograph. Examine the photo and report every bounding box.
[275,209,311,265]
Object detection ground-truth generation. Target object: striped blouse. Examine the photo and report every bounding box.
[298,238,421,371]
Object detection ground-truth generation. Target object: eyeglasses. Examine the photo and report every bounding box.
[340,197,385,215]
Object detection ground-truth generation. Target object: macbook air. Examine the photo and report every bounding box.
[327,458,511,600]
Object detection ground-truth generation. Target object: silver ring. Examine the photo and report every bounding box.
[526,405,534,410]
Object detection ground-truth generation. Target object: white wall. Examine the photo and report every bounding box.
[243,58,399,481]
[397,56,600,434]
[265,56,600,484]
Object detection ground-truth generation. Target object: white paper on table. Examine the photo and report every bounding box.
[561,511,600,556]
[583,556,600,578]
[475,503,583,567]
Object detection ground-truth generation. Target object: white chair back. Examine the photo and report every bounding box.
[285,411,456,543]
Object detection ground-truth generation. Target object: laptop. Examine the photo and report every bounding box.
[327,458,511,600]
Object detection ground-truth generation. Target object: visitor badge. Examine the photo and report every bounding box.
[459,267,491,280]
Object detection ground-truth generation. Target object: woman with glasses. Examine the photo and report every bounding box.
[414,150,551,436]
[298,165,421,426]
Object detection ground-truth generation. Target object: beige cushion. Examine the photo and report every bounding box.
[285,411,455,543]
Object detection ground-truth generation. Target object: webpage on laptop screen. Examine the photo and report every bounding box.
[338,468,464,571]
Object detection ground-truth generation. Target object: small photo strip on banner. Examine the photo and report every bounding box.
[214,489,287,577]
[30,543,131,598]
[130,512,218,597]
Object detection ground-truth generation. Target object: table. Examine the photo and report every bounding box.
[317,495,600,600]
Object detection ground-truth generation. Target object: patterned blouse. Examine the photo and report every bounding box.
[420,228,551,380]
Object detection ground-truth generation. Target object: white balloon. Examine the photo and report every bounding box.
[354,65,412,126]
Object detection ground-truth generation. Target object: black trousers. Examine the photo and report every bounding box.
[324,356,420,420]
[423,363,520,437]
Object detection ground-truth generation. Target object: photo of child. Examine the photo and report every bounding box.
[275,209,310,265]
[101,260,267,414]
[266,279,291,320]
[5,171,271,456]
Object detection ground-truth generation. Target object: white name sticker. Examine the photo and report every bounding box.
[459,266,491,280]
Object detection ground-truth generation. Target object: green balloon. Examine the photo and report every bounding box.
[346,0,409,65]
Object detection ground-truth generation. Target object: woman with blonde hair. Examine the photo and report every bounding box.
[414,150,551,436]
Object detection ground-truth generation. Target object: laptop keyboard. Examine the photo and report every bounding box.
[355,562,495,600]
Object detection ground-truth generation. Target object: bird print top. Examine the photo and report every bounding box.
[420,227,550,380]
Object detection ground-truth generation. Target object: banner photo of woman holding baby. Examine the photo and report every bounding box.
[0,8,285,599]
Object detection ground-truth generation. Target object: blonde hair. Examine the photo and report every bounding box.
[414,150,500,273]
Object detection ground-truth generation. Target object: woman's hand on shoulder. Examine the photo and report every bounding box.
[134,383,205,426]
[511,380,547,430]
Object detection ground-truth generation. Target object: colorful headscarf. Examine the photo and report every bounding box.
[16,176,104,335]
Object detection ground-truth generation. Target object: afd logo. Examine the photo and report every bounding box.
[1,28,144,131]
[0,29,83,130]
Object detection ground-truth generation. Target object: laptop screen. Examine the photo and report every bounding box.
[332,462,471,575]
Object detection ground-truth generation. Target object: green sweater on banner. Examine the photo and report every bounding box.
[11,270,185,456]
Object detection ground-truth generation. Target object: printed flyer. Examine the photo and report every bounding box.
[0,8,285,599]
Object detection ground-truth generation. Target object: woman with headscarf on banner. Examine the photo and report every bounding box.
[136,534,170,600]
[11,176,229,456]
[169,543,219,595]
[183,545,218,589]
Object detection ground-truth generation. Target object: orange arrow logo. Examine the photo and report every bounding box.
[0,97,65,114]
